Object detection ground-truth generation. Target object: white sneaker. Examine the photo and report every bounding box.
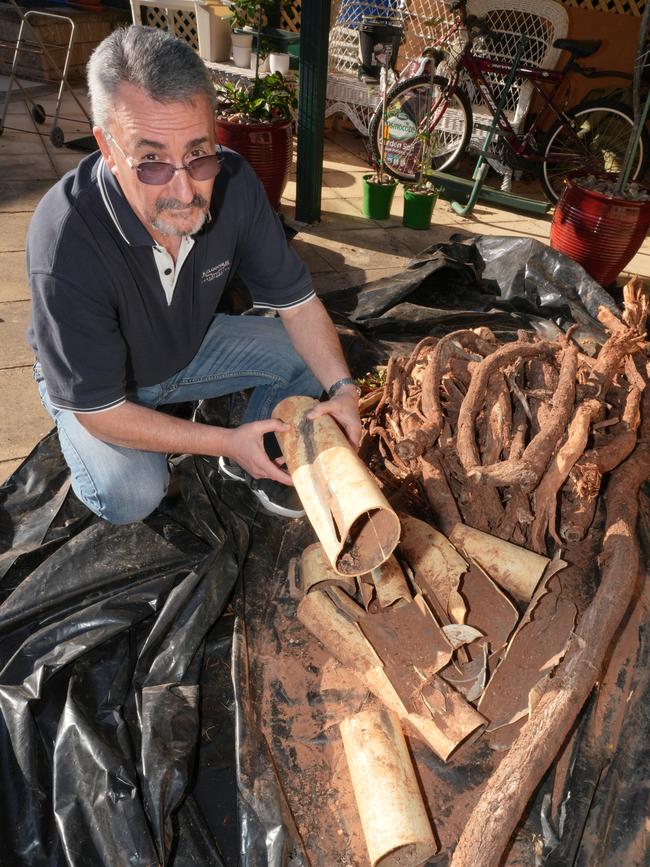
[217,457,305,519]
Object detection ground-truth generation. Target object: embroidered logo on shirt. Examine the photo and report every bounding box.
[201,260,231,283]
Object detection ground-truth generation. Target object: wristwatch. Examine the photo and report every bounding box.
[327,377,361,399]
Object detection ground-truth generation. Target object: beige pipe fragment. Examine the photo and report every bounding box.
[301,542,358,597]
[273,396,401,576]
[449,523,549,603]
[340,708,438,867]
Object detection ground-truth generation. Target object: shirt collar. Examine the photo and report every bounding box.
[96,156,157,247]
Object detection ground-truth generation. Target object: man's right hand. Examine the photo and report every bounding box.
[220,419,293,485]
[77,401,295,485]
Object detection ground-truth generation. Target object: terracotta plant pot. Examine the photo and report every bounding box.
[215,116,292,210]
[551,177,650,287]
[362,173,397,219]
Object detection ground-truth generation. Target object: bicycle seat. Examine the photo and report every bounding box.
[553,38,601,58]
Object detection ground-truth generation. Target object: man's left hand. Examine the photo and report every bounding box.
[306,387,362,450]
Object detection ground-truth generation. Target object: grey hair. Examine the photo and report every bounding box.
[87,25,217,128]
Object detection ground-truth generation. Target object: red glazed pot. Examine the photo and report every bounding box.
[215,117,292,210]
[551,177,650,287]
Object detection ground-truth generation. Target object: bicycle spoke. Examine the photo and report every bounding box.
[541,103,645,202]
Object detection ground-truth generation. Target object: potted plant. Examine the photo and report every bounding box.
[225,0,296,69]
[550,176,650,287]
[215,71,297,209]
[225,0,273,67]
[362,65,397,220]
[362,162,398,221]
[401,129,442,230]
[550,2,650,287]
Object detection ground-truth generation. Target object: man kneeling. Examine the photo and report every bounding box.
[27,26,360,523]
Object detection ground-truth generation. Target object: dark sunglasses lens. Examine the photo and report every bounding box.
[136,162,175,185]
[135,155,221,185]
[187,155,222,180]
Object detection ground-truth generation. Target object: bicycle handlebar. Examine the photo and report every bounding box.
[442,0,503,46]
[465,14,502,44]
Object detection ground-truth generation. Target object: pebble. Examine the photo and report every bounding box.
[577,175,650,201]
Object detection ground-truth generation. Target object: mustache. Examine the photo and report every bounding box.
[155,194,208,213]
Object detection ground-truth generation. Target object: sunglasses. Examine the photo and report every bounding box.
[105,131,222,186]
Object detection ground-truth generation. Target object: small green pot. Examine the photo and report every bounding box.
[362,174,397,219]
[402,186,439,229]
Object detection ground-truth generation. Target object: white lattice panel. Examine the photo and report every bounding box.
[280,1,301,31]
[141,5,199,50]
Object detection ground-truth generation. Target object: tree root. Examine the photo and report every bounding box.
[480,372,512,466]
[450,381,650,867]
[457,341,573,490]
[395,330,496,460]
[420,449,462,536]
[559,385,643,543]
[529,399,602,554]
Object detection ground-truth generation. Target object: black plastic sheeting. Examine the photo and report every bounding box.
[1,236,648,866]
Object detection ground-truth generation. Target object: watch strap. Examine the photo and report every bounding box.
[327,377,360,398]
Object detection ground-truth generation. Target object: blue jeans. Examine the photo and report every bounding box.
[35,314,322,524]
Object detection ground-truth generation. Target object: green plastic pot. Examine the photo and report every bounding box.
[362,174,397,219]
[402,186,439,229]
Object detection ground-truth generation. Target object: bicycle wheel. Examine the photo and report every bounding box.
[539,99,649,203]
[369,75,472,182]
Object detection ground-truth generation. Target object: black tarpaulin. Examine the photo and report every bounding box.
[1,236,647,866]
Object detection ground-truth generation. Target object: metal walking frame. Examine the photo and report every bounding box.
[0,0,93,149]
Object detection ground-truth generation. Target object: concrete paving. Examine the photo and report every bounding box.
[2,81,650,484]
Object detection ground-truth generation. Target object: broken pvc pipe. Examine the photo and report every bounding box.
[340,707,438,867]
[273,396,401,576]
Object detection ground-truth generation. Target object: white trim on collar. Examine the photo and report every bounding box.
[98,158,131,245]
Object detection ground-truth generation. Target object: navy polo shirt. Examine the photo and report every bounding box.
[27,148,315,413]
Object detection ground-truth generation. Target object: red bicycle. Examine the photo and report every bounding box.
[368,0,648,202]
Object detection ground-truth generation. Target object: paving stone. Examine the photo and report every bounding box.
[624,248,650,280]
[322,169,369,199]
[290,237,338,274]
[0,131,51,155]
[322,152,368,171]
[0,300,32,367]
[0,179,53,211]
[298,226,427,272]
[0,152,57,181]
[51,152,88,175]
[0,458,23,485]
[281,178,297,201]
[0,366,51,462]
[0,211,31,252]
[312,267,401,296]
[0,251,29,302]
[301,197,369,229]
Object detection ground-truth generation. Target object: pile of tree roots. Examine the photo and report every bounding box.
[358,277,650,866]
